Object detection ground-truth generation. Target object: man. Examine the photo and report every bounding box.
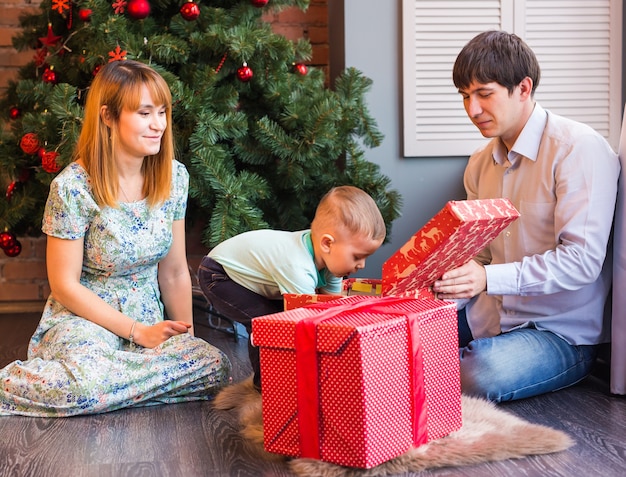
[432,30,620,402]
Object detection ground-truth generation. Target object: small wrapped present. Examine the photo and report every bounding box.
[252,295,462,468]
[343,277,382,296]
[283,293,341,310]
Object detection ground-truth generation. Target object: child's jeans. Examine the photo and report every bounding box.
[198,256,283,390]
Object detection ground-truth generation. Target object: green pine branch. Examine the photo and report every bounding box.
[0,0,401,250]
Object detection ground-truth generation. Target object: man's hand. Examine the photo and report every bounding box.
[432,260,487,299]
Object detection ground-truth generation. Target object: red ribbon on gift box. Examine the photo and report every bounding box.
[294,296,429,459]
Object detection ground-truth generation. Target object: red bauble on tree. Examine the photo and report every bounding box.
[0,230,17,249]
[180,1,200,21]
[9,106,21,119]
[78,8,93,22]
[294,63,308,75]
[20,133,40,155]
[3,240,22,257]
[41,151,61,173]
[127,0,151,19]
[251,0,269,7]
[42,66,57,84]
[237,63,253,82]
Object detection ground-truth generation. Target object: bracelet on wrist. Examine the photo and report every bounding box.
[129,320,137,346]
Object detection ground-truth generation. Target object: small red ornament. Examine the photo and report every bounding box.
[20,133,40,155]
[294,63,308,75]
[38,23,62,48]
[108,45,128,63]
[78,8,93,21]
[93,65,103,76]
[41,151,61,173]
[42,66,58,84]
[251,0,269,7]
[6,181,17,201]
[127,0,151,19]
[51,0,70,14]
[3,240,22,257]
[180,1,200,21]
[237,63,253,82]
[0,230,16,249]
[9,106,20,119]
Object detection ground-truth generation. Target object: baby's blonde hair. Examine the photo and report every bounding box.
[311,186,386,241]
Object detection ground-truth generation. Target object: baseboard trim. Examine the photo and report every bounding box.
[0,301,46,314]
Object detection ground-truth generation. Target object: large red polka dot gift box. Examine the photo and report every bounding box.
[382,198,520,298]
[252,295,462,468]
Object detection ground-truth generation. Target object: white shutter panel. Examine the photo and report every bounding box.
[402,0,622,157]
[522,0,621,148]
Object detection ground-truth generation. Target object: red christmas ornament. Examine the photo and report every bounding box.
[78,8,93,21]
[294,63,308,75]
[9,106,20,119]
[20,133,40,155]
[180,1,200,21]
[38,23,62,48]
[93,65,103,76]
[3,240,22,257]
[42,66,58,84]
[6,181,17,201]
[41,151,61,173]
[127,0,151,19]
[237,63,253,82]
[251,0,269,7]
[0,230,16,249]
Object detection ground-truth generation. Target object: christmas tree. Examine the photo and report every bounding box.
[0,0,401,258]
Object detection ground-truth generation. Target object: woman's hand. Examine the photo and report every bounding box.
[132,320,191,348]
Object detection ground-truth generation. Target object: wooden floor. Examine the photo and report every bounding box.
[1,310,626,477]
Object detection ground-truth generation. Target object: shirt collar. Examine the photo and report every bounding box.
[492,102,547,165]
[511,102,547,162]
[302,231,327,288]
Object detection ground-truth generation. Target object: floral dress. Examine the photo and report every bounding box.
[0,161,231,417]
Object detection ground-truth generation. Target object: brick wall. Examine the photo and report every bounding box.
[0,0,38,92]
[0,0,329,310]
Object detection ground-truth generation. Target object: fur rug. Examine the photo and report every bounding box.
[213,377,574,477]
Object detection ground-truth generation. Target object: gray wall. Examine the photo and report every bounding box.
[342,0,468,278]
[340,0,625,279]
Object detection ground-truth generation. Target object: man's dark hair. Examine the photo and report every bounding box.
[452,30,541,96]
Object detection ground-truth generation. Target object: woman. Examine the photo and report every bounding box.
[0,60,231,416]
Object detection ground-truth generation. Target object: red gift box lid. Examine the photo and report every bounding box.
[382,198,519,297]
[253,295,457,352]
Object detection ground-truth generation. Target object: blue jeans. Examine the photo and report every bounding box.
[458,309,598,402]
[198,256,284,389]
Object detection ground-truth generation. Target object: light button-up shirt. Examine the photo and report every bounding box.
[464,103,619,345]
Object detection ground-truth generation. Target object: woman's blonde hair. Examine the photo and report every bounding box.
[311,186,386,241]
[74,60,174,208]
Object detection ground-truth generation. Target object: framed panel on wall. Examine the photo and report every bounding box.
[402,0,623,158]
